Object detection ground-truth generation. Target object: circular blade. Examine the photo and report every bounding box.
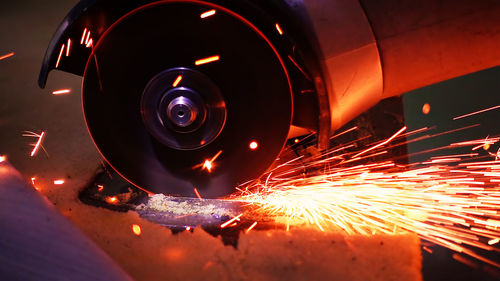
[83,1,292,198]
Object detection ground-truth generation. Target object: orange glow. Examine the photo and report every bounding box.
[132,224,142,236]
[85,30,91,45]
[0,52,14,61]
[249,141,258,150]
[0,155,6,163]
[86,38,93,48]
[221,213,243,228]
[352,126,406,158]
[245,221,258,233]
[172,75,183,87]
[80,28,87,44]
[454,104,500,120]
[106,196,118,204]
[30,131,46,157]
[201,150,222,173]
[66,39,71,56]
[200,9,216,18]
[294,139,299,143]
[165,247,186,261]
[52,89,71,95]
[55,44,65,68]
[422,103,431,114]
[275,23,283,35]
[195,55,220,66]
[193,187,202,199]
[53,179,65,185]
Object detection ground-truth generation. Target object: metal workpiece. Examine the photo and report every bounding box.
[0,162,132,281]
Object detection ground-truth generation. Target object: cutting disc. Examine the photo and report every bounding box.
[82,1,292,198]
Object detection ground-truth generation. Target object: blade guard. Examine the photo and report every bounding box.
[38,0,153,88]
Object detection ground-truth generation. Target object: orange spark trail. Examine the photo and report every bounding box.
[200,9,216,18]
[275,23,283,35]
[231,126,500,267]
[453,105,500,120]
[195,55,220,65]
[193,188,202,199]
[52,89,71,95]
[30,131,45,157]
[0,52,14,61]
[221,214,242,228]
[55,44,65,68]
[66,39,71,56]
[172,75,183,87]
[352,126,406,158]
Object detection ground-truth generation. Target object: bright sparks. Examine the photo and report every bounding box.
[195,55,220,66]
[55,44,65,68]
[453,104,500,120]
[231,126,500,268]
[22,131,47,157]
[132,224,142,236]
[66,39,71,56]
[201,150,222,173]
[52,89,71,95]
[275,23,283,35]
[172,75,183,87]
[0,155,6,163]
[249,141,259,150]
[200,9,216,18]
[53,179,65,185]
[106,196,118,204]
[193,187,202,199]
[0,52,14,61]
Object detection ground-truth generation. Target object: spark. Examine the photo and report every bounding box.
[275,23,283,35]
[97,185,104,192]
[287,55,310,81]
[195,55,220,66]
[422,103,431,114]
[231,126,500,267]
[66,39,71,56]
[52,89,71,95]
[80,28,87,44]
[201,150,222,173]
[200,9,216,18]
[249,141,258,150]
[0,52,14,61]
[132,224,142,236]
[193,187,202,199]
[172,75,183,87]
[53,179,65,185]
[55,44,65,68]
[246,221,258,233]
[352,126,406,158]
[86,38,93,48]
[85,30,91,45]
[453,104,500,120]
[23,131,47,157]
[186,226,191,231]
[106,196,118,204]
[0,155,6,163]
[221,213,243,228]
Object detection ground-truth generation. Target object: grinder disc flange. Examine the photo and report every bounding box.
[82,0,292,198]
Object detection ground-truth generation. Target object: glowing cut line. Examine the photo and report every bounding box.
[200,9,216,18]
[221,213,242,228]
[275,23,283,35]
[55,44,65,68]
[172,75,183,87]
[453,105,500,120]
[30,131,46,157]
[80,28,87,44]
[66,39,71,56]
[52,89,71,95]
[352,126,407,158]
[0,52,14,61]
[195,55,220,65]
